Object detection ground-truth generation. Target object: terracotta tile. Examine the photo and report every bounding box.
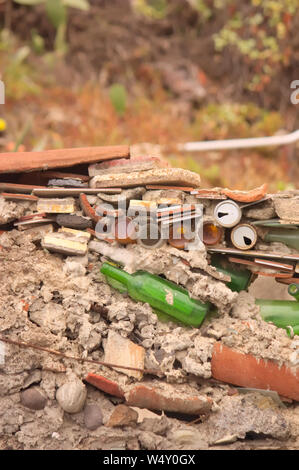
[1,193,38,202]
[211,342,299,401]
[125,383,213,415]
[18,213,47,222]
[33,188,121,197]
[79,193,100,223]
[84,372,125,398]
[0,145,130,174]
[222,184,268,203]
[0,183,46,194]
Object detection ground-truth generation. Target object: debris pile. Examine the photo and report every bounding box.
[0,145,298,450]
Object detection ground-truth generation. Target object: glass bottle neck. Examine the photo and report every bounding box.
[101,262,132,286]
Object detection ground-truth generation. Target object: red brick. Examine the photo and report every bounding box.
[125,383,212,415]
[211,342,299,401]
[84,373,125,398]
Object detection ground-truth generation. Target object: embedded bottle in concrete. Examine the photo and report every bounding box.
[288,284,299,302]
[264,228,299,251]
[100,262,210,327]
[256,298,299,336]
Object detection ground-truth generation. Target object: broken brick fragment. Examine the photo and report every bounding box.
[104,331,145,380]
[222,184,268,203]
[84,373,125,398]
[33,188,121,197]
[1,193,38,202]
[106,405,138,427]
[0,182,46,194]
[211,342,299,401]
[125,383,213,415]
[79,193,100,223]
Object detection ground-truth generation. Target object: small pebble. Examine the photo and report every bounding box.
[84,404,103,430]
[107,405,138,427]
[20,387,47,410]
[56,380,87,414]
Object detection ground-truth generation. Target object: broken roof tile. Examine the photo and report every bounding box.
[0,183,46,194]
[33,188,122,197]
[222,184,268,203]
[1,193,38,202]
[0,145,130,174]
[84,373,125,398]
[125,382,213,415]
[79,193,100,223]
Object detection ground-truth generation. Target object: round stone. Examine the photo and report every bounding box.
[20,387,47,410]
[84,404,103,430]
[56,380,87,414]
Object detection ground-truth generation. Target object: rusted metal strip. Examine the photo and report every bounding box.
[0,336,160,375]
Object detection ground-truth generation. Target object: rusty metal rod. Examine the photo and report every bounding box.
[0,336,160,376]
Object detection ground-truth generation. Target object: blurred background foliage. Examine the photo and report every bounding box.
[0,0,298,190]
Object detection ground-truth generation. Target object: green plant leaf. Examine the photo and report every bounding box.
[45,0,67,28]
[31,29,45,54]
[109,84,127,116]
[54,23,68,54]
[13,0,45,5]
[63,0,90,11]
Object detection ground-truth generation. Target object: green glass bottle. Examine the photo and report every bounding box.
[288,284,299,302]
[210,254,253,292]
[264,228,299,251]
[100,262,210,327]
[256,298,299,334]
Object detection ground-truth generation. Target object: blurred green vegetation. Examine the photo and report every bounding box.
[13,0,90,53]
[0,0,297,190]
[191,103,283,140]
[131,0,297,90]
